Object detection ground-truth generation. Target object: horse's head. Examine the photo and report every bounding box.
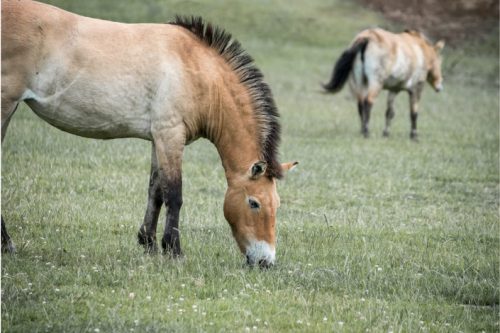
[224,161,297,268]
[427,40,445,92]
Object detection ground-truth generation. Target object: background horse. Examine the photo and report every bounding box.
[323,28,445,140]
[1,0,296,268]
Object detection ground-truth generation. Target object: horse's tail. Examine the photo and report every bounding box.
[322,38,369,93]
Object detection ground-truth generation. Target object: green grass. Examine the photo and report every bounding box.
[2,0,499,332]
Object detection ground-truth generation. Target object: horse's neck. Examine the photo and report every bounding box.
[206,103,261,183]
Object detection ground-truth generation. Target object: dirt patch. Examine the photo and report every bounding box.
[357,0,499,45]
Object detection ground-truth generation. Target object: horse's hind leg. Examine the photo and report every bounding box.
[357,99,364,132]
[2,98,19,142]
[1,216,15,253]
[2,99,20,253]
[359,98,373,138]
[138,144,163,253]
[383,92,397,137]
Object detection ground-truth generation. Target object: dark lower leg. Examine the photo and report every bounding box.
[138,146,163,253]
[383,92,396,137]
[361,99,372,138]
[357,100,364,134]
[162,210,182,257]
[383,107,395,137]
[138,168,163,253]
[409,84,423,141]
[161,177,183,257]
[410,111,418,140]
[1,216,15,253]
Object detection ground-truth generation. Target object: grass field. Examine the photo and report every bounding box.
[2,0,499,332]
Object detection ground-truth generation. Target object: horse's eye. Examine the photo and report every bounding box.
[248,198,260,210]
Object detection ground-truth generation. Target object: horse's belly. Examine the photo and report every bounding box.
[383,76,405,90]
[24,89,152,140]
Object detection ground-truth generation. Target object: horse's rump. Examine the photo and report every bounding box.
[323,38,369,93]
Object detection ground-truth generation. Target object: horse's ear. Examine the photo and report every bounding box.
[250,161,267,179]
[281,161,299,174]
[435,40,445,52]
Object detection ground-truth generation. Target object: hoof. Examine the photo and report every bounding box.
[362,130,370,138]
[138,229,158,254]
[410,131,419,142]
[382,130,390,137]
[162,247,184,259]
[161,241,183,258]
[162,235,182,258]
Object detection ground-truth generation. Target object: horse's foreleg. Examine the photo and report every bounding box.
[383,92,397,137]
[153,130,185,257]
[409,83,424,141]
[138,144,163,253]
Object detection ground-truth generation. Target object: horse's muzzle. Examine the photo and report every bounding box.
[245,240,276,268]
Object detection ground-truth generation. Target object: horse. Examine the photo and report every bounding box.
[323,28,445,140]
[1,0,297,268]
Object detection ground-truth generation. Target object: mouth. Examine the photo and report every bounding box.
[246,255,274,269]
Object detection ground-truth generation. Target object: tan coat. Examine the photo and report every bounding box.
[2,0,294,266]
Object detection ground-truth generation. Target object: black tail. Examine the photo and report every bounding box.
[323,38,369,93]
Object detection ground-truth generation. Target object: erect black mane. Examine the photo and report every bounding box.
[170,16,282,179]
[404,28,433,44]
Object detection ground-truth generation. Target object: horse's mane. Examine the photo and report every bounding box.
[404,29,433,44]
[170,16,283,179]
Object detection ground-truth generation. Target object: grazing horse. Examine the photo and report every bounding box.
[1,0,297,268]
[323,28,445,140]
